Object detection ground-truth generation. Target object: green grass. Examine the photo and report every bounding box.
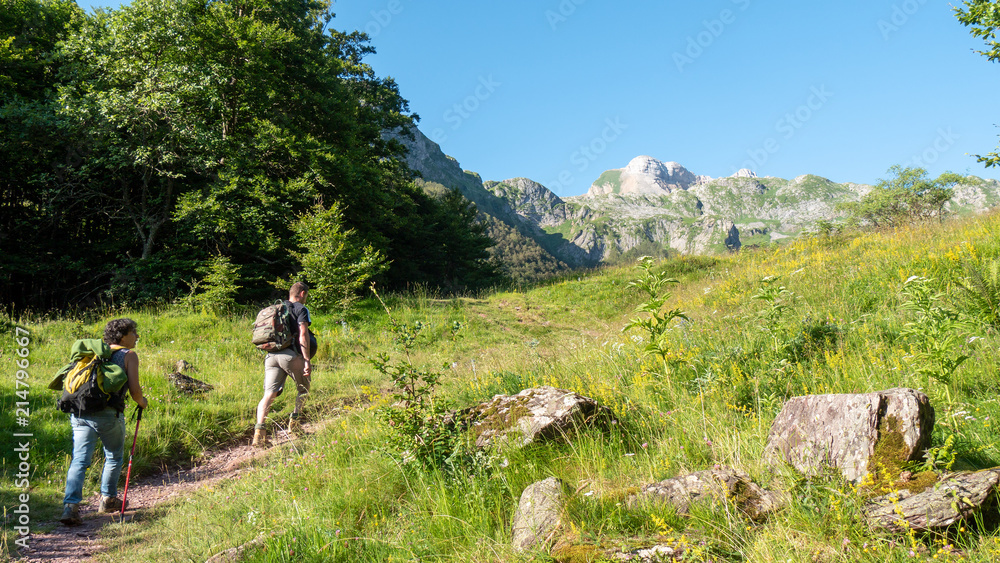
[592,169,623,194]
[7,212,1000,561]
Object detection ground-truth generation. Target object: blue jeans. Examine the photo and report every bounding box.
[63,409,126,505]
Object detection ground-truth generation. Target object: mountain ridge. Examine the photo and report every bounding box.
[391,126,1000,275]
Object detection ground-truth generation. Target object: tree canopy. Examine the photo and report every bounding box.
[1,0,504,310]
[839,166,964,229]
[955,0,1000,167]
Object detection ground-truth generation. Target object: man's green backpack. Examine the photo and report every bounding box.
[49,339,129,414]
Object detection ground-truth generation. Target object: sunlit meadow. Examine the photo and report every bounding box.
[5,211,1000,561]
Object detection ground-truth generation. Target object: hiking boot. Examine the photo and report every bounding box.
[251,425,268,448]
[60,503,81,526]
[288,414,302,434]
[99,496,126,513]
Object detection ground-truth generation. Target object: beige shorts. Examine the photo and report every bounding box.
[264,348,309,397]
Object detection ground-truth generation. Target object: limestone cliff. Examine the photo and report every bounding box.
[392,130,1000,272]
[588,156,707,196]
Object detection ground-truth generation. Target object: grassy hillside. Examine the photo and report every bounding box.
[6,211,1000,561]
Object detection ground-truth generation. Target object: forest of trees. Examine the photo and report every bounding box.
[0,0,504,311]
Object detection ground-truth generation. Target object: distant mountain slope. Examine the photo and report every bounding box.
[486,157,1000,262]
[589,155,710,195]
[387,127,571,279]
[393,128,1000,271]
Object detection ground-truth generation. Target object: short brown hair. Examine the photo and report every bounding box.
[289,281,309,297]
[103,318,137,345]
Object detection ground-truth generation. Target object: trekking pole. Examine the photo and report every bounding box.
[120,405,143,517]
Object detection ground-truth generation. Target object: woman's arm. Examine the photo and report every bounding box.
[124,351,148,409]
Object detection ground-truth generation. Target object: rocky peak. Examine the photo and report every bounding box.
[624,155,672,177]
[488,177,563,208]
[588,156,701,196]
[485,177,569,228]
[732,168,758,178]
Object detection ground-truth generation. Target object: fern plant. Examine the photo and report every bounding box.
[956,256,1000,330]
[899,276,974,406]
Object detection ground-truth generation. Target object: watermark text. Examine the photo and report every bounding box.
[673,0,751,72]
[731,85,833,175]
[12,326,32,550]
[547,117,628,194]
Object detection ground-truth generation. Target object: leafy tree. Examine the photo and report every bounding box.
[483,217,569,284]
[422,189,507,293]
[955,0,1000,167]
[288,202,387,314]
[0,0,82,97]
[0,0,90,308]
[179,255,242,314]
[1,0,505,309]
[839,166,963,228]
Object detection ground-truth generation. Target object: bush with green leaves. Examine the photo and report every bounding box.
[900,276,975,405]
[368,286,463,473]
[781,315,841,363]
[178,255,242,314]
[956,256,1000,330]
[289,203,388,314]
[839,165,964,228]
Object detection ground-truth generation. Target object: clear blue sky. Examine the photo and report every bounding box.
[79,1,1000,197]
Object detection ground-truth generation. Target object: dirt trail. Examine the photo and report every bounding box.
[16,421,327,563]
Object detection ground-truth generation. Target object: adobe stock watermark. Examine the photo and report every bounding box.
[546,0,586,31]
[878,0,928,41]
[901,127,959,169]
[547,117,628,195]
[363,0,406,38]
[731,85,833,175]
[429,75,502,144]
[673,0,751,72]
[11,326,32,550]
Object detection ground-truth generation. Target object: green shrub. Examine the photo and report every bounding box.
[178,255,242,314]
[290,203,388,314]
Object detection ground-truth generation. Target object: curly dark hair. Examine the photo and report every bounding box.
[103,318,137,345]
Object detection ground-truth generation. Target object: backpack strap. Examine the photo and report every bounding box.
[106,345,130,413]
[109,344,130,361]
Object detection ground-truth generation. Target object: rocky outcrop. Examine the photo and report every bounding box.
[764,388,934,483]
[588,156,702,196]
[626,466,783,521]
[551,210,738,261]
[946,176,1000,213]
[461,386,610,449]
[864,469,1000,532]
[511,477,566,552]
[385,126,489,205]
[385,126,580,273]
[391,127,1000,272]
[205,533,269,563]
[546,162,884,261]
[166,360,214,395]
[485,178,568,227]
[724,223,741,250]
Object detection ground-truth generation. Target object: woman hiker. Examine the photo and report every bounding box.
[60,318,149,525]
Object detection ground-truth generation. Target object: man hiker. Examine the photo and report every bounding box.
[253,282,312,447]
[60,318,149,525]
